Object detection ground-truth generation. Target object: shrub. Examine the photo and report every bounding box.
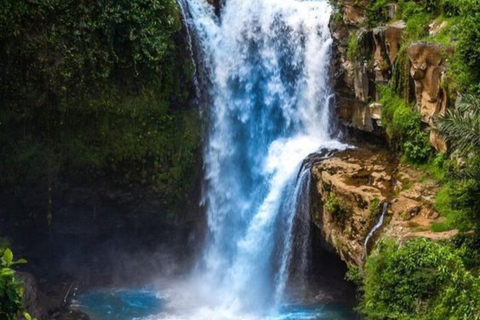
[345,265,362,286]
[444,0,480,93]
[437,95,480,155]
[325,194,352,225]
[435,179,480,231]
[360,238,480,320]
[0,248,34,320]
[365,0,391,26]
[369,198,380,218]
[380,86,432,163]
[346,32,359,61]
[435,95,480,230]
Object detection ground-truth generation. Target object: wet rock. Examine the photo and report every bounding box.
[16,272,60,319]
[372,21,405,83]
[206,0,222,16]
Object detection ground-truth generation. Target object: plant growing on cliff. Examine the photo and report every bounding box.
[360,238,480,320]
[0,248,34,320]
[379,86,431,163]
[346,32,359,61]
[368,198,380,218]
[326,194,352,225]
[365,0,391,26]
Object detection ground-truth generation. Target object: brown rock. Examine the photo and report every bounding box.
[310,145,450,267]
[342,0,368,25]
[407,43,448,126]
[372,21,405,83]
[430,130,447,152]
[373,27,390,82]
[386,21,406,64]
[369,103,382,120]
[338,97,374,132]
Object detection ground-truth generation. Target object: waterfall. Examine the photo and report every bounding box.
[171,0,346,318]
[364,202,389,258]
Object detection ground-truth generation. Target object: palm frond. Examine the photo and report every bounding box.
[436,94,480,155]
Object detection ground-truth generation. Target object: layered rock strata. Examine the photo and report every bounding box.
[309,145,456,267]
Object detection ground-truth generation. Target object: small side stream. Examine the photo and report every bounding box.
[364,202,389,258]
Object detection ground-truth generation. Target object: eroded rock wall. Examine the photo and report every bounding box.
[330,1,449,151]
[309,145,455,267]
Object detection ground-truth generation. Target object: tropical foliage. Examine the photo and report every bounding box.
[0,0,201,210]
[360,238,480,320]
[0,248,33,320]
[435,95,480,230]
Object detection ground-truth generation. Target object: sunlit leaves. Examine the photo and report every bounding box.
[360,239,480,320]
[0,248,34,320]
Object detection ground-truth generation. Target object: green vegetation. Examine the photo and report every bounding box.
[365,0,391,26]
[0,248,34,320]
[360,238,480,320]
[335,2,480,319]
[325,194,352,225]
[431,221,452,233]
[366,0,480,94]
[0,0,201,211]
[366,0,480,231]
[379,86,431,163]
[434,95,480,231]
[346,32,359,61]
[437,95,480,155]
[368,198,380,218]
[345,265,362,286]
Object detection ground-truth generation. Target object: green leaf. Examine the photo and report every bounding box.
[0,268,15,277]
[3,248,13,266]
[13,258,27,265]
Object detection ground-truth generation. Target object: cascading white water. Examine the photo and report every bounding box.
[154,1,349,319]
[364,202,389,258]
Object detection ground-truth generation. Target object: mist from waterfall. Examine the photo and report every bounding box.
[160,0,347,318]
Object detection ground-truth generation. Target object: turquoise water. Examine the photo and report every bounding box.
[76,290,164,320]
[76,289,357,320]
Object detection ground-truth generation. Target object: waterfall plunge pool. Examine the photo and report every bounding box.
[75,288,357,320]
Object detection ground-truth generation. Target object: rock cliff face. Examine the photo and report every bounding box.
[407,42,449,151]
[316,1,460,268]
[309,145,456,267]
[330,1,449,150]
